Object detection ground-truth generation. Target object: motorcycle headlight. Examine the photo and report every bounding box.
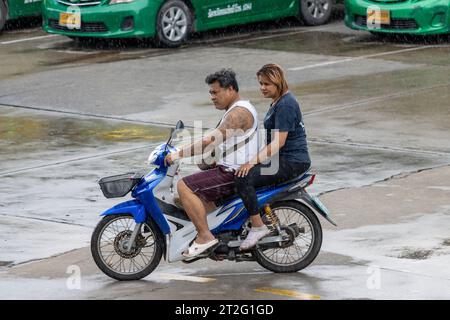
[147,150,159,165]
[109,0,134,4]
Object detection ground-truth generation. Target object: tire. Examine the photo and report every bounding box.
[0,1,7,33]
[155,0,192,47]
[68,36,94,44]
[299,0,333,26]
[254,201,322,273]
[91,214,164,281]
[369,31,394,40]
[68,36,83,43]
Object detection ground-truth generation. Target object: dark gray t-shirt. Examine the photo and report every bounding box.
[263,92,311,164]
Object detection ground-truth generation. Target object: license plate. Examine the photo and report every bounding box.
[367,8,390,25]
[312,196,330,216]
[59,12,81,29]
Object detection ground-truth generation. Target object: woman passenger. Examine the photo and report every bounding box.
[234,63,311,250]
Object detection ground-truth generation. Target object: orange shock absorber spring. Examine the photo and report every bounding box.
[263,204,279,231]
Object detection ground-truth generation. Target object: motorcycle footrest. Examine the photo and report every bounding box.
[227,235,285,248]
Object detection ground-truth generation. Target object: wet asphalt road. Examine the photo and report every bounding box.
[1,12,450,300]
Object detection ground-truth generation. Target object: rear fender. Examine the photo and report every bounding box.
[276,189,337,226]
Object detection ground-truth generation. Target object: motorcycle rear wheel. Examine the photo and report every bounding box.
[91,214,164,280]
[254,201,322,273]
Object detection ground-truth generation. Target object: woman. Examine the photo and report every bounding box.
[234,63,311,250]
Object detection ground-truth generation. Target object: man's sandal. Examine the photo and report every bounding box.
[182,239,219,258]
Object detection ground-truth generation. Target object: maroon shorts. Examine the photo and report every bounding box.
[182,165,236,202]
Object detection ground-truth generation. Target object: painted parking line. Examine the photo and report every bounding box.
[0,102,177,128]
[303,82,450,117]
[255,287,321,300]
[53,50,99,55]
[288,45,445,71]
[0,213,91,229]
[309,138,450,157]
[0,143,158,177]
[198,271,273,277]
[155,273,216,283]
[223,26,332,45]
[0,35,59,45]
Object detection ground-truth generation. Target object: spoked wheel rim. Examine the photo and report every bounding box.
[305,0,329,19]
[161,6,188,42]
[97,216,157,276]
[258,206,315,267]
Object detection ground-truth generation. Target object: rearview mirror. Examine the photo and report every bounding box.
[175,120,184,131]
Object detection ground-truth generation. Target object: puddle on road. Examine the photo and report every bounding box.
[323,209,450,282]
[382,46,450,67]
[229,31,450,66]
[398,249,434,260]
[0,111,170,172]
[304,83,450,155]
[0,113,169,151]
[0,37,163,79]
[228,32,402,57]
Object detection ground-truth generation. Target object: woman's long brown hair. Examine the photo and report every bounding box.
[256,63,289,99]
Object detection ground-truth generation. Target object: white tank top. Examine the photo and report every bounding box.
[217,100,259,170]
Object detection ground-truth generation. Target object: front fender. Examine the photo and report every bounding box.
[101,198,171,235]
[101,200,147,223]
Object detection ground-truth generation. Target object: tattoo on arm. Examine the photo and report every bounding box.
[216,107,254,141]
[178,107,254,157]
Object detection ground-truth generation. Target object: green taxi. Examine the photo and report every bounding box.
[1,0,43,32]
[345,0,450,35]
[42,0,335,46]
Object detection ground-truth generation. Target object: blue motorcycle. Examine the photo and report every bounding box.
[91,121,336,280]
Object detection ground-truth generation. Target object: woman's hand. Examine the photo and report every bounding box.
[235,162,255,178]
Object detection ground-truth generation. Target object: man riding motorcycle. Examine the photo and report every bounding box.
[164,68,259,258]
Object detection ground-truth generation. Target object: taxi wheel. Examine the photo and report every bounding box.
[299,0,333,26]
[0,1,7,32]
[369,31,394,40]
[155,0,192,47]
[68,36,93,44]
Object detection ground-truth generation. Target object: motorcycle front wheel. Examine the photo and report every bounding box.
[254,201,322,273]
[91,214,164,281]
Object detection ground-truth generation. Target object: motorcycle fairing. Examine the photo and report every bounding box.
[101,200,147,223]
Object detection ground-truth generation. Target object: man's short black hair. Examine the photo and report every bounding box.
[205,69,239,92]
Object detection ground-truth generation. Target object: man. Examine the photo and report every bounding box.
[164,69,258,258]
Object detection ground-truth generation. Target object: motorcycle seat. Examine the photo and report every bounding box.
[215,168,313,207]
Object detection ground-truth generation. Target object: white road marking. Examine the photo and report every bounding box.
[198,271,273,277]
[309,138,450,157]
[54,50,98,55]
[288,45,446,71]
[0,213,91,228]
[0,143,158,177]
[427,186,450,191]
[225,26,332,44]
[0,35,59,45]
[304,82,450,117]
[154,273,216,283]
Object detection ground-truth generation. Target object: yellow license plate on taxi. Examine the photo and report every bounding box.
[367,8,390,25]
[59,12,81,29]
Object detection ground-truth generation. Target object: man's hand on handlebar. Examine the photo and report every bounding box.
[164,152,180,166]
